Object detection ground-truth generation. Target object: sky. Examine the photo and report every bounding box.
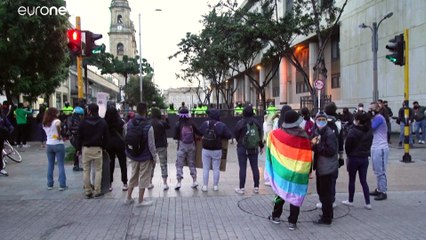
[65,0,244,90]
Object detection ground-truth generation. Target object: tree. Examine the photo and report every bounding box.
[123,74,166,108]
[0,0,70,103]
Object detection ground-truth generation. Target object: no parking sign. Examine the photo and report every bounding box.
[314,79,324,90]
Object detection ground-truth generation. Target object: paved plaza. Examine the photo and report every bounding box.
[1,137,426,240]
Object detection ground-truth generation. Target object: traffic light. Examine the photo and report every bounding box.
[67,29,82,56]
[83,31,103,57]
[385,33,404,66]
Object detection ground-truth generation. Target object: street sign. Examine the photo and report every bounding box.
[314,79,324,90]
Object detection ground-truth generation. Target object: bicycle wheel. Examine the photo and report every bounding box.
[4,142,22,163]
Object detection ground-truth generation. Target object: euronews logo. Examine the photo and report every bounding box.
[17,6,67,16]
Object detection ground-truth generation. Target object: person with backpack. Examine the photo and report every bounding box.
[104,106,128,192]
[125,102,159,206]
[173,107,201,190]
[199,108,232,192]
[77,103,109,199]
[0,103,14,176]
[68,106,84,171]
[300,107,314,137]
[234,105,264,195]
[149,107,171,190]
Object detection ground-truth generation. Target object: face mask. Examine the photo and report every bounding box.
[353,120,359,126]
[316,119,327,128]
[358,107,363,111]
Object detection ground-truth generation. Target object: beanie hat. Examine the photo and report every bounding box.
[243,105,254,117]
[324,102,337,116]
[315,111,328,120]
[278,105,292,128]
[282,110,302,129]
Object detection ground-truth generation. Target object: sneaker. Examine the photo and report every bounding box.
[175,182,181,190]
[235,188,245,195]
[370,188,380,196]
[253,187,259,194]
[47,186,53,190]
[58,186,67,191]
[94,192,104,198]
[124,198,134,205]
[341,200,354,207]
[213,185,219,191]
[85,193,93,199]
[365,204,372,210]
[0,169,9,176]
[147,183,154,190]
[313,218,331,225]
[109,187,113,192]
[316,202,322,209]
[264,181,271,186]
[122,184,128,191]
[162,184,169,191]
[374,192,387,201]
[191,181,199,189]
[268,216,280,224]
[201,185,208,192]
[333,202,337,208]
[136,200,153,207]
[22,144,31,148]
[288,223,297,231]
[73,166,83,171]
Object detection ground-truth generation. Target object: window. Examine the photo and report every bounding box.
[273,87,280,97]
[117,43,124,56]
[117,15,123,24]
[295,46,309,94]
[331,38,340,61]
[286,0,293,13]
[331,74,340,89]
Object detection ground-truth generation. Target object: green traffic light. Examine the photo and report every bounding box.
[386,55,397,63]
[92,44,106,54]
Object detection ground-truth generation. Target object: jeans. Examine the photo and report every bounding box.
[202,149,222,186]
[414,119,426,142]
[399,123,413,144]
[371,148,389,193]
[237,146,259,189]
[346,156,370,204]
[46,144,66,188]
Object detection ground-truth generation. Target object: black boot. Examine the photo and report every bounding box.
[370,188,380,196]
[374,192,387,201]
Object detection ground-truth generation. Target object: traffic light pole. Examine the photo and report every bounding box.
[76,17,83,100]
[402,29,412,163]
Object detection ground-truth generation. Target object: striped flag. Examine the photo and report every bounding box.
[265,128,312,207]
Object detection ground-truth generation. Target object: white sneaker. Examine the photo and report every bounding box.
[124,198,135,205]
[22,144,31,148]
[264,181,271,186]
[0,169,8,176]
[342,200,354,207]
[213,185,218,191]
[175,182,181,190]
[333,202,337,208]
[162,184,169,190]
[316,202,322,209]
[235,188,245,195]
[201,185,208,192]
[136,200,153,207]
[191,181,199,189]
[253,187,259,194]
[147,183,154,190]
[365,204,372,210]
[47,186,53,190]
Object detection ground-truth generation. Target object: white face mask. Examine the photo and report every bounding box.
[358,107,363,111]
[353,120,359,126]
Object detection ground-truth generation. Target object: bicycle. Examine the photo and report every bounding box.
[2,140,22,169]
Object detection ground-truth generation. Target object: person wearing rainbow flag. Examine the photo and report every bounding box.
[265,110,312,231]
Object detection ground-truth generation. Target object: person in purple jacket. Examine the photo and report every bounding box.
[368,102,389,201]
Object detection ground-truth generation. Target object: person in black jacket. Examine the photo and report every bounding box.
[234,105,264,195]
[199,108,232,192]
[342,111,373,210]
[312,111,338,225]
[104,106,128,192]
[150,107,170,190]
[77,103,109,198]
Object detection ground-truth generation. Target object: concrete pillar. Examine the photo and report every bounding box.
[309,42,318,88]
[244,74,250,104]
[259,67,265,102]
[279,57,288,104]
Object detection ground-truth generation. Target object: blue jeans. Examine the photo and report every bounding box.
[414,119,426,142]
[399,123,413,144]
[237,146,259,189]
[46,144,66,188]
[371,148,389,193]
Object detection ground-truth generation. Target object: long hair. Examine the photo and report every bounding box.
[42,107,59,127]
[104,107,121,130]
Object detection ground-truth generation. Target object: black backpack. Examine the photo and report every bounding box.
[125,119,148,157]
[202,121,220,150]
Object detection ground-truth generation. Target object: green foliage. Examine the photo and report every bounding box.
[0,0,70,102]
[65,145,75,163]
[123,74,166,108]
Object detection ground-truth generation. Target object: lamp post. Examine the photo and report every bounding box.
[359,12,393,102]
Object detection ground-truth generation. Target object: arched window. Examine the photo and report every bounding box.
[117,43,124,56]
[117,15,123,24]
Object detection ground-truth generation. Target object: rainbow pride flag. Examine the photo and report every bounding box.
[265,128,312,207]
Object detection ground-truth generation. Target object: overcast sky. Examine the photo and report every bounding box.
[65,0,244,90]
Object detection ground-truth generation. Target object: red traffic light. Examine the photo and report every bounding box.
[67,29,82,56]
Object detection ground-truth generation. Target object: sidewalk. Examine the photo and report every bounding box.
[0,138,426,240]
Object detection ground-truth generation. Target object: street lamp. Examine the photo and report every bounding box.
[359,12,393,102]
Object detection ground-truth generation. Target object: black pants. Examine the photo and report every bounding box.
[107,146,128,185]
[16,124,27,145]
[272,195,300,224]
[0,139,4,170]
[316,171,337,223]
